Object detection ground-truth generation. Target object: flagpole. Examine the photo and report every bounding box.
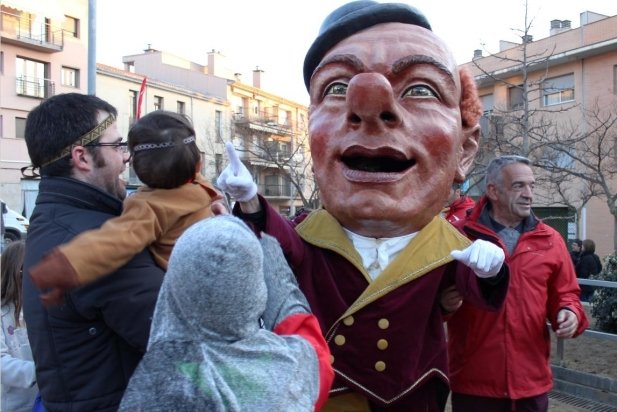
[136,77,147,119]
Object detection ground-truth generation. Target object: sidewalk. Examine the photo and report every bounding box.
[444,395,600,412]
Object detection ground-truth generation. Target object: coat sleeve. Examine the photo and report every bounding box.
[259,232,334,412]
[547,236,589,337]
[1,326,36,388]
[55,196,163,285]
[234,195,308,269]
[273,314,334,412]
[450,261,509,312]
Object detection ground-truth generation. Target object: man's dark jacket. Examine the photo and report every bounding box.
[22,177,165,412]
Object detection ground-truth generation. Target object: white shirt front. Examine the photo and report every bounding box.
[343,229,417,280]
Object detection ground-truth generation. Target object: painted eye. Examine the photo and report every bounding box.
[402,84,437,98]
[325,82,348,96]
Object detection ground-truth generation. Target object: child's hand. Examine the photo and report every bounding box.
[216,142,258,202]
[30,249,80,306]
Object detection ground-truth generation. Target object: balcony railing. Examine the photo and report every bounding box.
[1,10,64,52]
[16,76,55,99]
[260,184,292,197]
[233,112,295,134]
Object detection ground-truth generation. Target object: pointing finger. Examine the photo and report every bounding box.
[225,142,241,176]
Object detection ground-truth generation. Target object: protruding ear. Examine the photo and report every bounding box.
[455,66,482,183]
[70,146,92,173]
[454,125,479,182]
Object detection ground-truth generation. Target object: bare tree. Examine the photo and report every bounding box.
[535,103,617,249]
[240,129,320,210]
[465,1,617,250]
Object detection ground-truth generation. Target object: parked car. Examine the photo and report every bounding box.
[1,201,29,248]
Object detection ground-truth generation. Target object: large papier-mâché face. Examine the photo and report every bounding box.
[308,23,477,237]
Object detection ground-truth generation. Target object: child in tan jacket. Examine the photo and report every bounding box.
[30,110,223,305]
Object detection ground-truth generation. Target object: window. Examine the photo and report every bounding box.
[177,101,185,115]
[264,175,280,196]
[61,66,79,87]
[129,90,138,121]
[480,94,494,116]
[543,144,574,169]
[613,65,617,94]
[16,57,50,98]
[62,16,79,38]
[508,86,524,110]
[215,110,222,141]
[15,117,26,138]
[154,95,163,110]
[0,51,3,74]
[542,74,575,106]
[124,61,135,73]
[215,153,223,175]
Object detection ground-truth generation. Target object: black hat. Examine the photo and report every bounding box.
[303,1,432,90]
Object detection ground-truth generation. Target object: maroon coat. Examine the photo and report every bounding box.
[237,197,508,410]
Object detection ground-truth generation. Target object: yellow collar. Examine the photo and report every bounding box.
[296,211,471,319]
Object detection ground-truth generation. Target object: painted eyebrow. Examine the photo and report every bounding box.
[312,53,454,85]
[312,54,367,79]
[392,55,454,81]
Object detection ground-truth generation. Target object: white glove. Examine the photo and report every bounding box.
[216,142,258,202]
[451,239,505,278]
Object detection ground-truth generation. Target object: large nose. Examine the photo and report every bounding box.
[346,73,402,128]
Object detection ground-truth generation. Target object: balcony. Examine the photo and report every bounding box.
[260,184,292,198]
[16,76,55,99]
[1,10,64,52]
[233,112,295,136]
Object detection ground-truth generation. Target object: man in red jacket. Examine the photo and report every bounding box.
[447,155,588,412]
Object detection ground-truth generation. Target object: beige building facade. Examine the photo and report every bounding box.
[1,0,88,214]
[1,0,310,221]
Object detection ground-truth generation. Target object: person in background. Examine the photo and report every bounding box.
[443,183,476,223]
[576,238,602,302]
[447,155,588,412]
[29,110,222,306]
[217,1,509,410]
[1,240,39,412]
[22,93,164,411]
[570,238,582,267]
[119,215,333,411]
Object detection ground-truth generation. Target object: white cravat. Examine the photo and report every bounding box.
[343,228,417,280]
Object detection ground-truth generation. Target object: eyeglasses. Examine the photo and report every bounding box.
[87,142,129,153]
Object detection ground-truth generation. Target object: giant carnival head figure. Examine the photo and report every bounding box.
[303,0,482,237]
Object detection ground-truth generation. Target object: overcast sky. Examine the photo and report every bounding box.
[95,0,617,105]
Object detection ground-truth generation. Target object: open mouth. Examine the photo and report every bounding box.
[341,146,416,174]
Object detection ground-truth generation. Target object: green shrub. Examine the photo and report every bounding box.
[590,253,617,333]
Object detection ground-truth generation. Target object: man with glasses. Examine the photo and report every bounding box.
[21,93,164,411]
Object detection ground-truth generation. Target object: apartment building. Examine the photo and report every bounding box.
[122,48,311,216]
[462,11,617,257]
[1,0,310,222]
[1,0,88,214]
[96,62,229,190]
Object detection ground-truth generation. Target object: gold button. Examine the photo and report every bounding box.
[378,318,389,329]
[330,355,335,364]
[377,339,389,350]
[343,316,355,326]
[334,335,346,346]
[375,361,386,372]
